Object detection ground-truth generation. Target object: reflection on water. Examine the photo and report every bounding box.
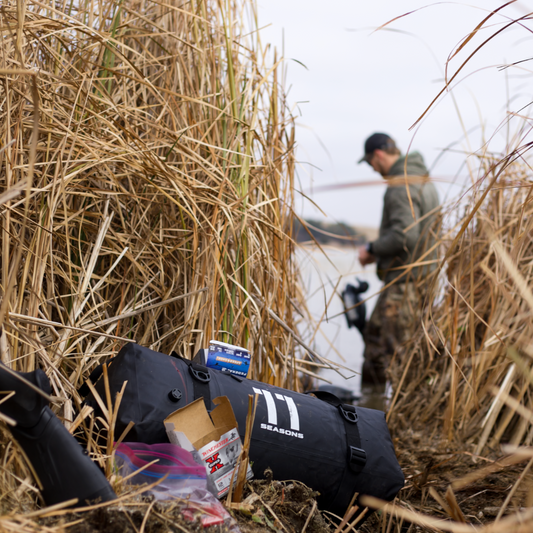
[357,383,390,411]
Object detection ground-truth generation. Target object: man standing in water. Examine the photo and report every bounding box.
[358,133,440,385]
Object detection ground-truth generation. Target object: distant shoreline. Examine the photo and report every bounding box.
[294,219,378,247]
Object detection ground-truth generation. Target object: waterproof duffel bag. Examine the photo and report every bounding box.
[83,343,404,516]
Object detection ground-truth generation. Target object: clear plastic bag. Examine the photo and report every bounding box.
[115,442,206,497]
[115,442,239,530]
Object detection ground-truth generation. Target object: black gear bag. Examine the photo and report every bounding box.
[83,343,403,516]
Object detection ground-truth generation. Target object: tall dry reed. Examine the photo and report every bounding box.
[0,0,301,382]
[370,3,533,532]
[389,153,533,447]
[0,0,325,516]
[387,4,533,455]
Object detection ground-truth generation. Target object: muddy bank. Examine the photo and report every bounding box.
[359,427,533,532]
[40,479,330,533]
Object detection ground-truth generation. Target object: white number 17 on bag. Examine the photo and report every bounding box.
[252,387,300,431]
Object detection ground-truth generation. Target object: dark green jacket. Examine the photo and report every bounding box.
[371,152,440,284]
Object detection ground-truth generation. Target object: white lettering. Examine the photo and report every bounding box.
[258,424,304,439]
[254,387,302,437]
[263,390,278,425]
[284,396,300,431]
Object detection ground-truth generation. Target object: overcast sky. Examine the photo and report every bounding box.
[256,1,533,228]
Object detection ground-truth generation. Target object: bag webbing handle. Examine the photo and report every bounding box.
[171,352,212,410]
[307,390,367,473]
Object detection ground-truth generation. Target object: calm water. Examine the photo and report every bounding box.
[296,245,383,405]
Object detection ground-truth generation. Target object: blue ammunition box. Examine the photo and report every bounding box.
[197,340,250,378]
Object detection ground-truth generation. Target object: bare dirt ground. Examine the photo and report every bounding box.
[41,478,329,533]
[40,418,532,533]
[40,441,526,533]
[359,427,532,532]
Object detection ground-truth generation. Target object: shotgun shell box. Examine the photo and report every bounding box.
[196,340,251,378]
[164,396,253,498]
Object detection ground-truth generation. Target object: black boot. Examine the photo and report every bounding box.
[0,363,116,506]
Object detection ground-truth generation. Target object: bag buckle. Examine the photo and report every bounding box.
[189,364,211,383]
[339,404,358,424]
[349,446,367,473]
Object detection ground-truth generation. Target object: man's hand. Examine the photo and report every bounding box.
[358,245,376,267]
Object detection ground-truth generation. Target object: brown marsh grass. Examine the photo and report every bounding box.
[0,0,341,521]
[0,0,305,383]
[359,3,533,532]
[4,0,533,530]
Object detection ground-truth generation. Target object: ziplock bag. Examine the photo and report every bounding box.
[115,442,239,529]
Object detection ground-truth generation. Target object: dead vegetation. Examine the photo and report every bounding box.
[371,154,533,532]
[358,4,533,532]
[0,0,338,527]
[0,0,306,387]
[4,0,533,531]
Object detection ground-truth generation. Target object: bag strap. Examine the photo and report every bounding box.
[78,364,105,398]
[171,352,212,410]
[307,390,367,473]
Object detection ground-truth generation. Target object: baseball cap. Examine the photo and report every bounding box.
[358,133,397,163]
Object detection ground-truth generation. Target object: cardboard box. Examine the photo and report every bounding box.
[194,340,251,378]
[164,396,253,498]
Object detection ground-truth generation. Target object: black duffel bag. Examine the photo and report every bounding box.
[83,343,404,517]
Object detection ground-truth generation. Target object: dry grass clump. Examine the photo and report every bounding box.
[372,150,533,532]
[0,0,331,521]
[0,0,302,386]
[354,150,533,530]
[389,153,533,450]
[365,3,533,531]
